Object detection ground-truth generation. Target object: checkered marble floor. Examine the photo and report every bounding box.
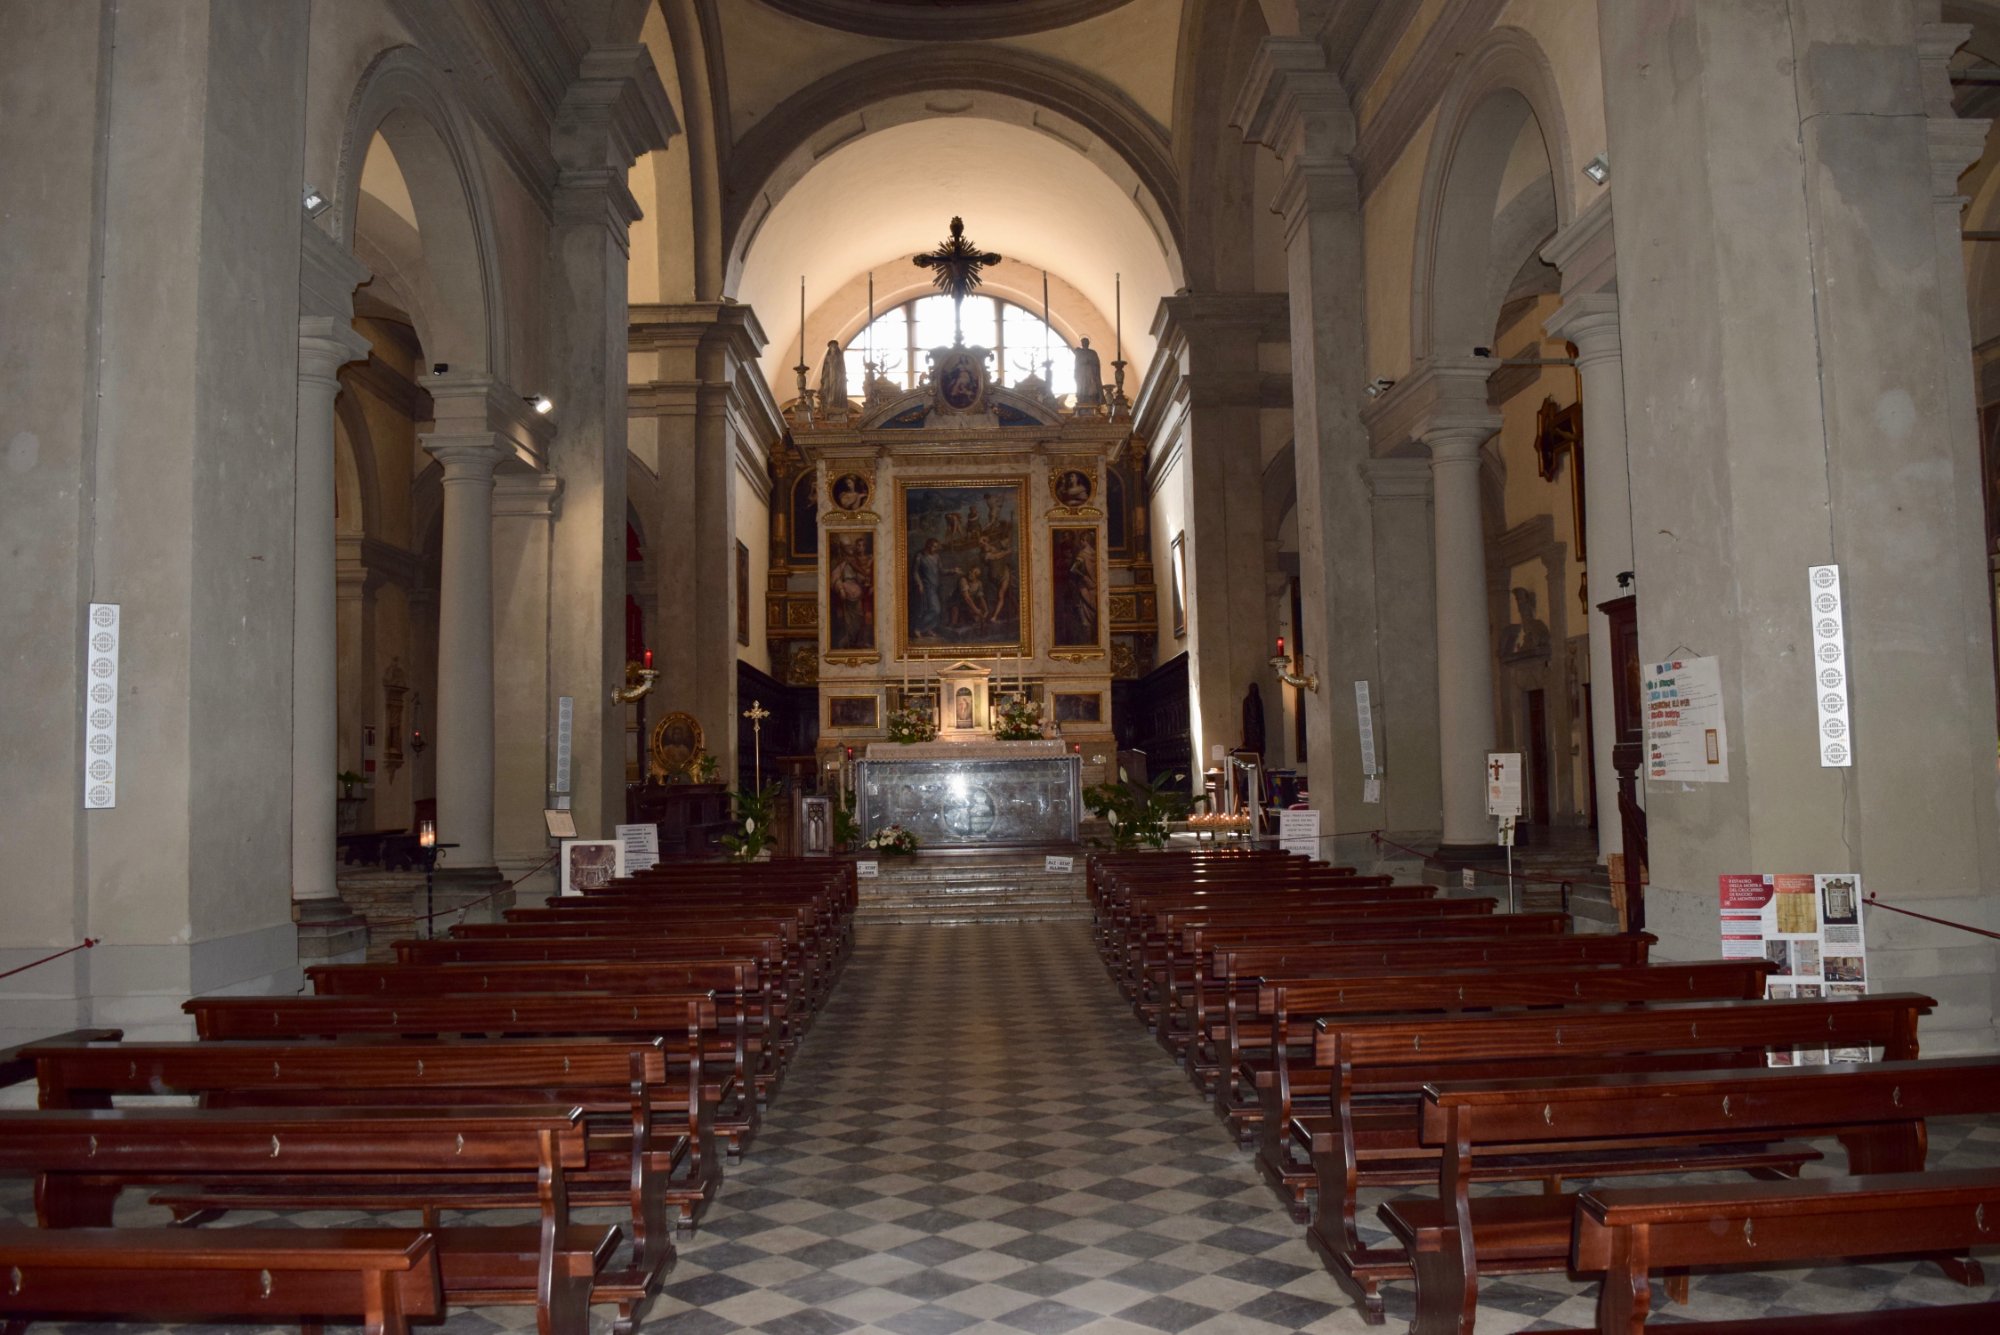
[5,920,1999,1332]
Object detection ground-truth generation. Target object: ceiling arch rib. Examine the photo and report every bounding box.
[719,44,1185,291]
[755,0,1136,41]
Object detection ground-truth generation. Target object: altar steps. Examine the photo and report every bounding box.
[857,852,1090,924]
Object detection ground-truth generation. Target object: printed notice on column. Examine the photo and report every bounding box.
[1646,655,1729,782]
[1718,872,1870,1065]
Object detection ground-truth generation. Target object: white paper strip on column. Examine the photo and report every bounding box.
[1353,680,1379,776]
[83,602,119,809]
[1808,565,1853,767]
[555,694,574,800]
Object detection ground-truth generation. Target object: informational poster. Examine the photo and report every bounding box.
[1647,655,1729,782]
[1278,808,1321,859]
[1718,872,1871,1064]
[1485,753,1522,817]
[614,822,660,873]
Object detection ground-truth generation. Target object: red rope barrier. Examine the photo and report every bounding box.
[1863,892,2000,943]
[0,938,97,982]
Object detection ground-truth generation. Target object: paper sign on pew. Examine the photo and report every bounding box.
[1044,854,1073,873]
[1718,872,1871,1064]
[1278,808,1321,859]
[614,823,660,873]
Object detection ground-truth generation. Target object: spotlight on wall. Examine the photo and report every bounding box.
[432,363,449,375]
[527,394,554,415]
[1364,378,1397,399]
[1472,346,1493,358]
[302,186,330,219]
[1583,153,1610,186]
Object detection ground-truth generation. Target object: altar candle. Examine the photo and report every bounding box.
[798,276,806,368]
[643,649,653,669]
[1115,272,1122,366]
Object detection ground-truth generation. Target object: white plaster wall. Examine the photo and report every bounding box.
[1496,0,1609,218]
[1362,109,1436,384]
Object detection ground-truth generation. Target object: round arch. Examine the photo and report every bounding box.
[721,46,1186,294]
[333,45,505,373]
[332,389,381,541]
[1409,26,1576,364]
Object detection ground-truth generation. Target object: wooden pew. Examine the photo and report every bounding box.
[182,990,766,1158]
[1211,958,1775,1146]
[0,1106,615,1335]
[1278,994,1935,1324]
[1175,935,1657,1085]
[0,1225,442,1335]
[31,1036,718,1240]
[1573,1166,2000,1334]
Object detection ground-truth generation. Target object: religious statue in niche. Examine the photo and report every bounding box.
[901,480,1026,653]
[818,340,851,415]
[827,531,876,653]
[1499,586,1552,662]
[1051,526,1100,648]
[1072,338,1105,408]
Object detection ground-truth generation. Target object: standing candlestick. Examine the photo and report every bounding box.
[1111,271,1128,416]
[794,277,811,413]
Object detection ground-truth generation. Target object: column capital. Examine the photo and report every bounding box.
[299,317,372,388]
[423,372,553,469]
[554,166,642,250]
[1234,36,1356,170]
[1544,292,1622,367]
[1540,193,1616,300]
[552,45,678,172]
[1362,357,1499,454]
[425,432,508,481]
[492,471,564,520]
[1360,456,1433,500]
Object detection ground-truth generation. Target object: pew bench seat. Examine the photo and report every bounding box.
[0,1225,443,1335]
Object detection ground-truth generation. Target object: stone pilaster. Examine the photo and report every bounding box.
[1236,37,1383,825]
[545,47,676,836]
[493,472,562,878]
[1136,295,1290,782]
[628,304,771,782]
[1542,285,1632,861]
[292,223,371,964]
[1359,457,1441,836]
[1601,0,2000,1049]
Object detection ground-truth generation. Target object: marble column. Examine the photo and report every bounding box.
[1425,404,1502,851]
[422,383,515,873]
[1543,292,1632,859]
[291,226,370,962]
[1236,38,1383,828]
[1601,1,2000,1048]
[545,48,675,835]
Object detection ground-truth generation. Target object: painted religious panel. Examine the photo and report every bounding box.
[827,530,877,653]
[1051,525,1101,650]
[899,480,1028,655]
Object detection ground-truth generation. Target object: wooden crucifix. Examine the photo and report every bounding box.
[912,216,1002,344]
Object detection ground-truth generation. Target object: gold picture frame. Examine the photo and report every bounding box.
[896,477,1031,659]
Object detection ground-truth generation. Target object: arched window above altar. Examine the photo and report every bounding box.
[845,294,1077,401]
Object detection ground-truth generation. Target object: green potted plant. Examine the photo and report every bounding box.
[720,781,782,861]
[832,793,863,852]
[1082,768,1192,849]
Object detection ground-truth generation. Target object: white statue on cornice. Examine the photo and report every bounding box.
[1072,337,1104,409]
[817,339,850,415]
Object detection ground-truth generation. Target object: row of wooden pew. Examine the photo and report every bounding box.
[1088,847,2000,1334]
[0,860,856,1335]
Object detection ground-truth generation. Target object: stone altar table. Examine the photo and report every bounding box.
[856,739,1081,848]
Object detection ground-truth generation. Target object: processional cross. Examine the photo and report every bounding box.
[912,216,1002,344]
[743,699,771,790]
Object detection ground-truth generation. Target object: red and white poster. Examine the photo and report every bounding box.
[1718,872,1870,1064]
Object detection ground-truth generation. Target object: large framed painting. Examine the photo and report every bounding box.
[826,530,877,654]
[898,479,1029,655]
[1050,525,1101,650]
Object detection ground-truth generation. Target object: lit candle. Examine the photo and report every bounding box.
[643,649,653,669]
[418,818,436,849]
[1276,635,1285,659]
[1115,272,1122,367]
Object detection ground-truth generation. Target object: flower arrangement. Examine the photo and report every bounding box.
[992,692,1044,741]
[887,697,938,744]
[865,823,920,856]
[720,781,782,861]
[688,754,719,783]
[1083,768,1193,849]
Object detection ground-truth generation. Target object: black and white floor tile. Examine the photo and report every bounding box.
[4,919,1997,1331]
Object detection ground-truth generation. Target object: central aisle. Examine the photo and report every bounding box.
[658,921,1368,1334]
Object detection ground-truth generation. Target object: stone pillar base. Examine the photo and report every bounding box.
[422,866,515,932]
[293,896,368,965]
